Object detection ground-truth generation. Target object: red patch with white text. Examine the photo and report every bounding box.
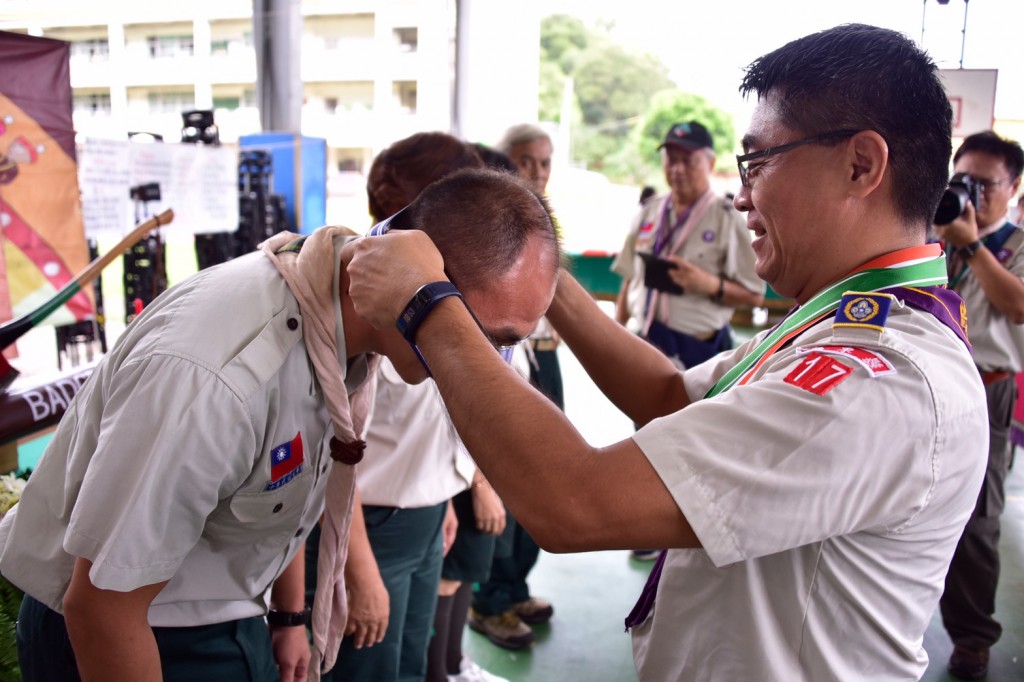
[797,345,896,377]
[784,353,853,396]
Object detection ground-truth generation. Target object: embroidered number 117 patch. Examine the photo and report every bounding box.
[784,352,853,396]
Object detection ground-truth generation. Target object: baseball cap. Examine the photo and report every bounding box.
[658,121,713,151]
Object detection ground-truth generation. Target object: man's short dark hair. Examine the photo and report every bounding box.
[954,131,1024,180]
[739,23,952,230]
[402,168,561,292]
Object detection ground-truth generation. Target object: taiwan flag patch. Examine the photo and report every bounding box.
[267,432,304,491]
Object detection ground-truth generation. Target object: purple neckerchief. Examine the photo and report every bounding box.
[624,549,667,630]
[623,285,968,632]
[883,285,971,351]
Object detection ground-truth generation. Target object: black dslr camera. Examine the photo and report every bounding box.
[933,172,981,225]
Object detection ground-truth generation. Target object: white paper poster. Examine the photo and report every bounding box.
[78,138,238,237]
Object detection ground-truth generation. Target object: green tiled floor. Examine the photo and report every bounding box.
[463,341,1023,681]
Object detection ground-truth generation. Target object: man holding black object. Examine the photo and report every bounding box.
[344,24,989,680]
[933,130,1024,680]
[613,121,764,370]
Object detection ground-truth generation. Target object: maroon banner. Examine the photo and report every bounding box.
[0,365,93,446]
[0,30,89,360]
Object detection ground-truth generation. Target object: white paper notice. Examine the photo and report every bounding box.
[78,138,238,237]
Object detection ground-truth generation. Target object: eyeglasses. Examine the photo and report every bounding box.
[735,130,862,188]
[368,214,521,373]
[976,176,1013,195]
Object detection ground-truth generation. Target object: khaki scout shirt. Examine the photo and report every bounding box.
[952,222,1024,372]
[630,297,987,680]
[612,193,764,337]
[0,246,369,626]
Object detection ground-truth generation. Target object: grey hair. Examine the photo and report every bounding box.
[496,123,551,155]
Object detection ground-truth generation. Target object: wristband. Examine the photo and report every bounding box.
[712,276,725,302]
[959,240,983,259]
[396,282,463,343]
[267,606,311,627]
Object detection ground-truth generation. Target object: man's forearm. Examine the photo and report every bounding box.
[968,247,1024,322]
[270,545,306,613]
[414,295,696,552]
[64,559,165,682]
[546,271,690,425]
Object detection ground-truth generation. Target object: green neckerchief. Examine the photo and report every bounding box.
[705,256,948,398]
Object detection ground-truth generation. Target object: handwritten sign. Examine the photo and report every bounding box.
[78,138,238,237]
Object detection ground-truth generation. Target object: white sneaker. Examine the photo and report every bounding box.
[447,655,510,682]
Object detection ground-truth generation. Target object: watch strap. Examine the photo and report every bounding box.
[267,606,311,627]
[396,281,463,343]
[959,240,983,259]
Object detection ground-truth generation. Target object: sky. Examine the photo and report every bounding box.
[546,0,1024,134]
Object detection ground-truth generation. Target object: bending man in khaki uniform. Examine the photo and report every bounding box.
[0,169,559,682]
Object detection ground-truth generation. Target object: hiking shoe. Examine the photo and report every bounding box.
[630,549,660,561]
[948,645,989,680]
[448,655,510,682]
[513,596,554,624]
[468,608,535,650]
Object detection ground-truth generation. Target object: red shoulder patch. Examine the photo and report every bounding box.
[784,352,853,396]
[798,345,896,378]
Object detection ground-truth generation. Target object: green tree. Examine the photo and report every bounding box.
[637,90,737,174]
[538,15,735,184]
[540,13,588,71]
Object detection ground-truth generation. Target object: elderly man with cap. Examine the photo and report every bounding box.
[612,121,764,559]
[613,121,765,368]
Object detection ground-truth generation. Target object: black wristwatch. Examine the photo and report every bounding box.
[267,606,311,627]
[396,281,463,343]
[959,240,983,259]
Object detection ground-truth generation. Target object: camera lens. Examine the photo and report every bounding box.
[934,186,969,225]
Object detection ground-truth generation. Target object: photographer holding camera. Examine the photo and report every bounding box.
[934,130,1024,680]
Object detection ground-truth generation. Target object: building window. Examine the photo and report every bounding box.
[73,93,112,114]
[393,81,417,114]
[147,35,194,58]
[213,96,241,110]
[147,91,195,114]
[393,27,418,52]
[71,39,109,61]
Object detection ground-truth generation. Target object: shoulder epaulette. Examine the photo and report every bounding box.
[832,291,896,333]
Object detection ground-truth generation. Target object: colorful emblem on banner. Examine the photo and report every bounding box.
[832,292,894,332]
[0,34,90,336]
[784,352,853,396]
[266,432,304,490]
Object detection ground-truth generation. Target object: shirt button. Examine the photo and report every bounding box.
[273,503,283,513]
[295,528,303,537]
[287,318,299,331]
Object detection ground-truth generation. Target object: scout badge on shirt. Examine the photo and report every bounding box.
[266,432,304,491]
[832,291,894,332]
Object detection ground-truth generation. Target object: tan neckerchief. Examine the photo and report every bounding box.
[261,227,380,679]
